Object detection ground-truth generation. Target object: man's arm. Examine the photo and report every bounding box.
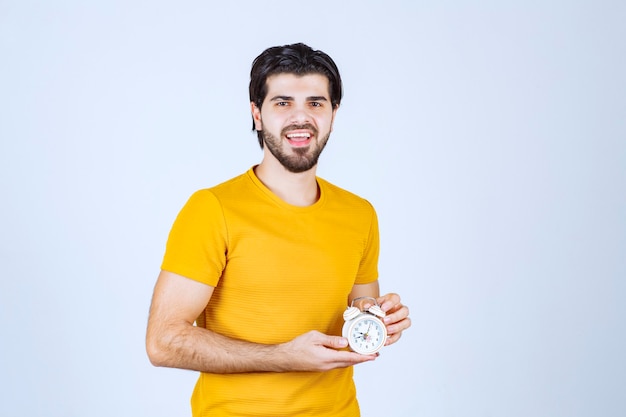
[146,270,377,373]
[348,281,380,304]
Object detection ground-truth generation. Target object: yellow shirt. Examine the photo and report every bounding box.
[161,168,380,416]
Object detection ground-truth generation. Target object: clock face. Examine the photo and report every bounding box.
[346,315,386,354]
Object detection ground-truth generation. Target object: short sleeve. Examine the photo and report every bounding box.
[160,189,228,287]
[354,202,380,285]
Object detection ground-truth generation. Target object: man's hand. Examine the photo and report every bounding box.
[279,330,377,372]
[377,293,411,346]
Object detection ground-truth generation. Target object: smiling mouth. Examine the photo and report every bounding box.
[285,131,312,147]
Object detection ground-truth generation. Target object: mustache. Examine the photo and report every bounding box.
[281,124,318,136]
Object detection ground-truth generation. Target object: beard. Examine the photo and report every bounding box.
[262,124,331,173]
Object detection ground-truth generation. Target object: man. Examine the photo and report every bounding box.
[146,43,411,416]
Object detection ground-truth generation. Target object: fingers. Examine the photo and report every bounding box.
[377,293,401,313]
[376,293,411,346]
[290,331,377,371]
[384,315,411,346]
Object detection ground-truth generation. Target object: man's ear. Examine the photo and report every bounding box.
[251,102,262,131]
[330,104,339,132]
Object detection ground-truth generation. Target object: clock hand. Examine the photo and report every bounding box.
[360,323,371,339]
[354,331,368,342]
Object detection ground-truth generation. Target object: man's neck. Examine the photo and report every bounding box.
[254,158,319,207]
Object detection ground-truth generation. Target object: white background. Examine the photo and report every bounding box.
[1,1,625,416]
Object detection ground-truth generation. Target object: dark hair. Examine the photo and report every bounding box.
[249,43,343,148]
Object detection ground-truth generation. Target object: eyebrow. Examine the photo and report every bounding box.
[269,95,329,102]
[307,96,329,102]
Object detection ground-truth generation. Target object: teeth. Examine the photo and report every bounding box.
[287,133,310,138]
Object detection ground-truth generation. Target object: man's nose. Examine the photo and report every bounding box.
[289,105,312,125]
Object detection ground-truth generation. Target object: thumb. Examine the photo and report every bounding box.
[324,335,349,349]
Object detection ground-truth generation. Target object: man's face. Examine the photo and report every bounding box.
[251,73,338,173]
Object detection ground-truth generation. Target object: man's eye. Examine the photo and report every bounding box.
[310,102,322,107]
[276,102,289,106]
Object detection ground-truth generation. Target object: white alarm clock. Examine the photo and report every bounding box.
[342,296,387,354]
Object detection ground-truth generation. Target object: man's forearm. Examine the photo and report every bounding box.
[147,322,289,374]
